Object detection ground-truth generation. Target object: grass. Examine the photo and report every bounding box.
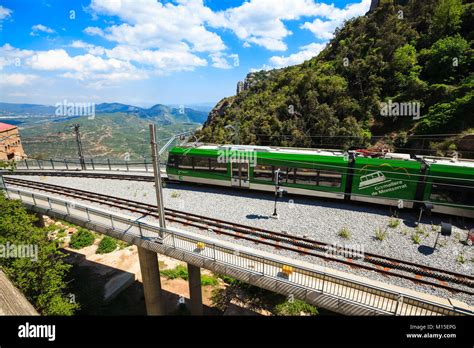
[161,265,219,286]
[388,218,400,229]
[117,240,130,250]
[456,254,466,264]
[171,191,181,198]
[400,228,409,236]
[274,299,319,316]
[374,227,389,241]
[412,233,421,244]
[338,227,351,239]
[56,230,67,239]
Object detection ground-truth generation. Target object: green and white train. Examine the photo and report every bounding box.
[166,144,474,218]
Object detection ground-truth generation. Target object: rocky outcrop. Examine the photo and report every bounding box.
[203,97,235,127]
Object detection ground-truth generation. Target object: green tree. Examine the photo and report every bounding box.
[0,193,79,315]
[421,35,470,84]
[431,0,464,39]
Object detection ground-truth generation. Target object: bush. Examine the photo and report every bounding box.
[96,236,118,254]
[338,227,351,239]
[69,228,95,249]
[274,299,319,316]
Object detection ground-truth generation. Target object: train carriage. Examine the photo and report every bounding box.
[422,158,474,218]
[350,157,422,209]
[166,144,474,218]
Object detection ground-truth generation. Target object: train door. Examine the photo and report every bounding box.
[231,162,250,188]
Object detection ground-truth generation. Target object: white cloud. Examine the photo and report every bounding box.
[105,44,208,72]
[269,42,326,68]
[86,0,226,52]
[215,0,342,51]
[0,73,38,86]
[0,5,12,20]
[30,24,55,36]
[0,44,35,70]
[301,0,371,40]
[209,52,240,69]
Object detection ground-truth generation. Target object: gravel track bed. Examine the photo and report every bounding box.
[7,175,474,306]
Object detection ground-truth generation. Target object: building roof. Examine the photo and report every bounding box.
[0,122,17,132]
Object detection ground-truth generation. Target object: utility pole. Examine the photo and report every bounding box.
[72,124,86,170]
[149,124,166,235]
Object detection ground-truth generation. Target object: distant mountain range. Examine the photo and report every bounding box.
[0,102,210,124]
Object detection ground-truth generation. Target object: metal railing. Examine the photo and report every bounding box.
[14,158,166,172]
[3,186,471,316]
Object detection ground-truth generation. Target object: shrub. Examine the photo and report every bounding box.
[274,299,319,316]
[388,218,400,228]
[375,227,389,241]
[96,236,118,254]
[338,227,351,239]
[69,228,95,249]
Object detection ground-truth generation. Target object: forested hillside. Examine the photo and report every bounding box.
[197,0,473,157]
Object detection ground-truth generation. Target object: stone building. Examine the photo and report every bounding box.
[0,122,26,161]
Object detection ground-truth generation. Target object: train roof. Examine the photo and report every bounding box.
[172,144,474,169]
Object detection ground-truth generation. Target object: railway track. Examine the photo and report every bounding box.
[4,176,474,296]
[5,170,155,182]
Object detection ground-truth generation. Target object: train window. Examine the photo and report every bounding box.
[276,167,296,184]
[295,168,318,185]
[430,180,474,206]
[254,164,273,181]
[209,159,227,173]
[178,156,193,170]
[287,168,296,184]
[168,155,179,168]
[319,171,342,188]
[193,157,210,171]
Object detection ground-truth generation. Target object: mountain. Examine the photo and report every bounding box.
[0,102,56,115]
[197,0,474,158]
[0,102,209,125]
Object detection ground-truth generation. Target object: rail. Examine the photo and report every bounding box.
[2,186,472,316]
[14,158,165,172]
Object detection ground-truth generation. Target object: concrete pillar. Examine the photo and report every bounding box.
[187,263,203,315]
[137,247,165,315]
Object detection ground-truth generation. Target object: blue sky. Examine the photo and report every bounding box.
[0,0,371,107]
